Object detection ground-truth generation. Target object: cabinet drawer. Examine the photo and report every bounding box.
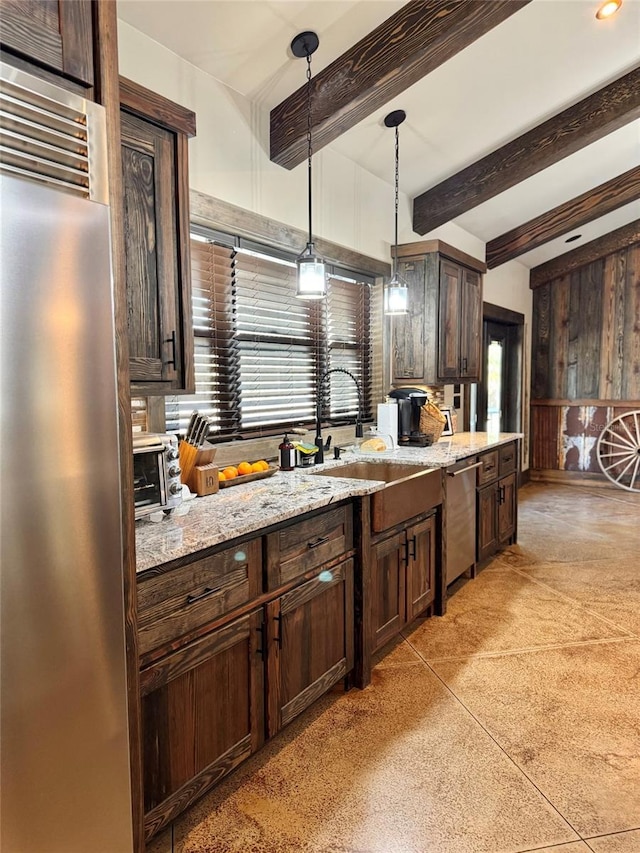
[499,443,517,476]
[266,505,353,590]
[477,450,499,486]
[138,538,262,655]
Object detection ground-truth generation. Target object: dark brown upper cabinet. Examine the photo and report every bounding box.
[0,0,94,89]
[120,77,196,394]
[392,240,485,385]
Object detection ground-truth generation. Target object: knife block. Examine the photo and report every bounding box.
[187,463,219,496]
[194,441,216,466]
[179,441,217,487]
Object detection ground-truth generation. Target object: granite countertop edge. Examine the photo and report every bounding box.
[135,432,522,575]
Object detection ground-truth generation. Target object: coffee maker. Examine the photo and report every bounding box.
[388,387,432,446]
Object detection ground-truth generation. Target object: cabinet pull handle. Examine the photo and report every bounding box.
[500,485,506,504]
[448,461,482,477]
[409,535,417,560]
[165,329,177,368]
[307,535,330,549]
[273,614,283,648]
[462,357,468,372]
[255,622,266,659]
[186,586,217,605]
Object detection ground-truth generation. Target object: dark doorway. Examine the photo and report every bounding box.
[472,303,524,434]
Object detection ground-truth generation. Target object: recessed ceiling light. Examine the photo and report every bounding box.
[565,234,582,243]
[596,0,622,19]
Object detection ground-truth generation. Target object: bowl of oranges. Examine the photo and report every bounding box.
[217,459,275,488]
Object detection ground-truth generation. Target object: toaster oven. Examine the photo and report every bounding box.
[132,433,182,519]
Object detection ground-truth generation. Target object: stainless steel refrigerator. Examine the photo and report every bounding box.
[0,64,134,852]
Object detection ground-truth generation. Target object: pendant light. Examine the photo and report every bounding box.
[384,110,409,315]
[292,31,326,299]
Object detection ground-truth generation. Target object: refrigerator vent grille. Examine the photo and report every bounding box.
[0,69,104,200]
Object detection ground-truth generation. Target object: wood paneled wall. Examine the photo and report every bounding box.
[531,242,640,479]
[532,243,640,401]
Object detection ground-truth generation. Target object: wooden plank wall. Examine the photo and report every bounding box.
[531,242,640,479]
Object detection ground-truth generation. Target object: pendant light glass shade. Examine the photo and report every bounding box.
[296,242,326,298]
[292,31,326,299]
[383,272,409,315]
[384,109,408,316]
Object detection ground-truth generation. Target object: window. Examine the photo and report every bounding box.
[166,233,374,437]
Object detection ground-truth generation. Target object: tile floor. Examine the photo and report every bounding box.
[147,482,640,853]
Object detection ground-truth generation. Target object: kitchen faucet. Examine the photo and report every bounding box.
[315,368,364,464]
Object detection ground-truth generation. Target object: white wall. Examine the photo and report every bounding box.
[118,20,395,263]
[483,261,533,469]
[119,20,532,464]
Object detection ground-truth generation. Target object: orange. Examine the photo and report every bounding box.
[256,460,269,471]
[218,471,226,482]
[222,466,238,480]
[237,461,252,476]
[250,461,263,473]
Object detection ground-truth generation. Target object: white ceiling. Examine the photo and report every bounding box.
[118,0,640,268]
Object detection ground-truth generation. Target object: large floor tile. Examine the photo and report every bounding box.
[146,827,172,853]
[371,635,423,669]
[432,640,640,838]
[586,829,640,851]
[403,567,627,661]
[174,664,577,853]
[524,845,590,853]
[515,559,640,636]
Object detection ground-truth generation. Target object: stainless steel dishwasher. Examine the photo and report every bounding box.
[445,458,482,584]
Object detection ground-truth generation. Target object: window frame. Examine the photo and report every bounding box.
[165,227,376,440]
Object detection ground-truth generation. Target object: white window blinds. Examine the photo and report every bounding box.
[166,236,373,437]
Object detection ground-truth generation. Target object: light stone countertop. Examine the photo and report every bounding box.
[135,431,522,575]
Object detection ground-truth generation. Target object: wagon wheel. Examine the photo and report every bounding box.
[596,410,640,492]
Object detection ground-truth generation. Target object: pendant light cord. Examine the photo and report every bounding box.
[394,124,399,278]
[306,51,313,248]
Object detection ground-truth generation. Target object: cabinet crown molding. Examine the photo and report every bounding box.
[397,240,487,274]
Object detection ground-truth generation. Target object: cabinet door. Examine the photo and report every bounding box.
[497,473,517,544]
[371,531,406,652]
[140,610,264,839]
[438,259,463,380]
[461,268,482,380]
[393,258,426,380]
[477,483,499,562]
[267,559,354,737]
[406,515,436,622]
[0,0,94,86]
[121,111,182,389]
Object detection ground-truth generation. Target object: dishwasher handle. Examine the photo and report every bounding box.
[447,461,483,477]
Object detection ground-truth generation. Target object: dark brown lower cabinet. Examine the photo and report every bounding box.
[372,514,436,652]
[497,473,517,543]
[371,530,405,651]
[267,559,354,737]
[477,482,499,562]
[406,515,437,621]
[141,610,264,840]
[477,472,517,562]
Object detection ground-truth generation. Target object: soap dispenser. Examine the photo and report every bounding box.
[278,434,295,471]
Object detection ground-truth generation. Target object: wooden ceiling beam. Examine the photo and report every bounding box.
[529,219,640,289]
[487,166,640,268]
[413,65,640,234]
[270,0,532,170]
